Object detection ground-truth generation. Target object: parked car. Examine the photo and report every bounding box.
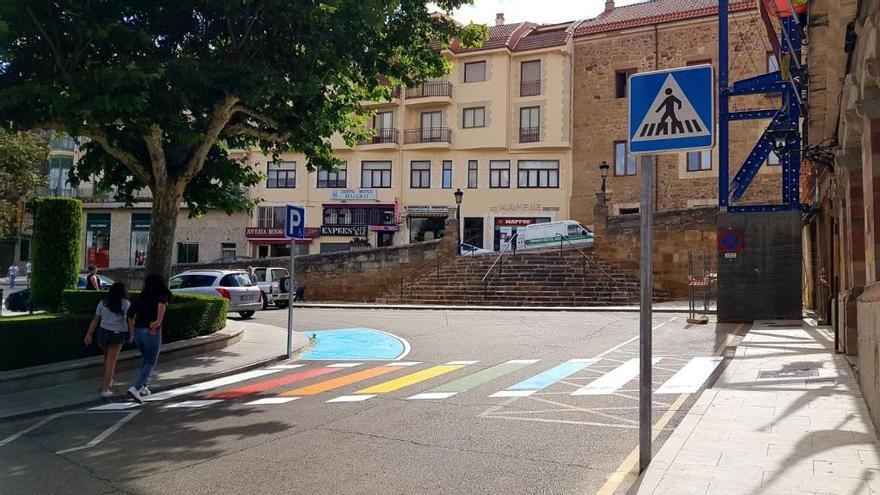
[77,274,114,290]
[168,269,262,318]
[212,255,254,264]
[518,220,594,251]
[252,267,290,309]
[459,243,493,256]
[3,274,115,312]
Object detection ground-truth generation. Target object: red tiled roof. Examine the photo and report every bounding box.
[512,21,579,52]
[574,0,754,37]
[453,22,536,53]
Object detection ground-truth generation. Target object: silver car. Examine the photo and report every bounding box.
[169,269,263,318]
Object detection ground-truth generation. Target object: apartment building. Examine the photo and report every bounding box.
[245,15,576,256]
[570,0,783,225]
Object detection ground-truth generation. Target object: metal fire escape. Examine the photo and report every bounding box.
[718,0,807,212]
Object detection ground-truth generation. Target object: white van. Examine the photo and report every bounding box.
[517,220,594,251]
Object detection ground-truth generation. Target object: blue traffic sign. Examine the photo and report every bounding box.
[628,65,714,154]
[285,205,305,239]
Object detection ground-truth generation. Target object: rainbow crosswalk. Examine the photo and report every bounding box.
[89,356,724,411]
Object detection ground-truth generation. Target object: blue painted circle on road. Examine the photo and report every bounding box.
[297,328,407,360]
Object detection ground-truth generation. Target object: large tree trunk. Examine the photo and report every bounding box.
[145,185,182,281]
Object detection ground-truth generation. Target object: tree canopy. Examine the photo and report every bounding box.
[0,0,486,277]
[0,130,49,238]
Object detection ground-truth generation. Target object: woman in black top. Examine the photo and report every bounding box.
[86,266,101,291]
[126,274,170,403]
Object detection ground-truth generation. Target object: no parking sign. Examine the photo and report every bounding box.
[718,228,744,258]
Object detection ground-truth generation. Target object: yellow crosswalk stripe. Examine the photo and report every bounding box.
[355,364,465,394]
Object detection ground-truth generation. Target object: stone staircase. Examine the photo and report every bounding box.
[378,248,661,306]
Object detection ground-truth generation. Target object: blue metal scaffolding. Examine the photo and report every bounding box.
[718,0,806,212]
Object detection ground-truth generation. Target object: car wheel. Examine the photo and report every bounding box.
[274,300,289,309]
[238,311,255,319]
[261,292,268,310]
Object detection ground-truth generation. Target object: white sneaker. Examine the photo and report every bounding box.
[100,390,114,398]
[139,387,151,397]
[127,386,143,404]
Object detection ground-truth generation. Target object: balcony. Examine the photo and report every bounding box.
[404,127,452,146]
[519,127,540,143]
[358,128,399,147]
[520,80,541,97]
[404,81,453,106]
[361,86,401,107]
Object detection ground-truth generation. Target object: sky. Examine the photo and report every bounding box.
[430,0,647,26]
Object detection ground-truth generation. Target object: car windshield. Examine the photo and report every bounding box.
[220,273,253,287]
[270,270,286,282]
[169,274,217,289]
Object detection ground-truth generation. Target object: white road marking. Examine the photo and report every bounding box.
[145,369,283,401]
[490,390,536,398]
[508,359,541,364]
[408,392,456,400]
[89,402,140,411]
[270,364,305,370]
[246,397,300,405]
[55,411,140,455]
[162,400,224,408]
[571,358,662,396]
[446,360,479,365]
[327,362,363,368]
[656,356,723,394]
[0,413,64,447]
[387,361,420,366]
[327,395,376,403]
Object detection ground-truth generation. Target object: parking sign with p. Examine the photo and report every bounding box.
[285,205,305,239]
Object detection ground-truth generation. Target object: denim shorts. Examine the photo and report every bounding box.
[97,328,126,347]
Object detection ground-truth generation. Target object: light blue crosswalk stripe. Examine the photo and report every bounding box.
[490,359,598,397]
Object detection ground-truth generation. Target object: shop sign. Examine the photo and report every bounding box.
[331,188,377,200]
[405,205,451,216]
[490,203,544,213]
[131,213,151,231]
[246,227,286,239]
[304,227,321,238]
[369,225,400,232]
[321,225,368,236]
[494,217,537,226]
[87,213,111,231]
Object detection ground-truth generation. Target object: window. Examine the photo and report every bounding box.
[421,111,442,142]
[687,150,712,171]
[517,160,559,188]
[521,60,541,96]
[489,160,510,188]
[463,107,485,128]
[614,141,637,176]
[169,274,216,289]
[468,160,478,188]
[373,111,393,130]
[318,163,347,188]
[221,242,237,259]
[410,161,431,188]
[519,106,540,143]
[323,207,395,226]
[619,207,640,215]
[615,68,636,98]
[257,206,287,228]
[267,161,296,188]
[176,242,199,264]
[442,161,453,189]
[361,161,392,188]
[768,52,779,73]
[464,61,487,83]
[220,273,254,287]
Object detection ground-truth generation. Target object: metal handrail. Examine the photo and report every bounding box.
[480,233,518,295]
[554,234,617,286]
[398,254,445,300]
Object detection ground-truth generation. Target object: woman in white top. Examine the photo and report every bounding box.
[84,283,133,398]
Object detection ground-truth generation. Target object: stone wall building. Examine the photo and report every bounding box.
[570,0,783,226]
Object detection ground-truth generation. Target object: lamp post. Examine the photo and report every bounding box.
[454,188,464,255]
[766,127,795,158]
[599,161,610,193]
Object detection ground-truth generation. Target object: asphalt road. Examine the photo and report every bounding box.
[0,308,744,495]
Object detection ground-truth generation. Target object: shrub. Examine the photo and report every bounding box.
[0,314,94,370]
[31,197,82,309]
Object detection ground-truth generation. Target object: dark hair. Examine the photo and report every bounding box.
[141,274,171,300]
[88,265,97,272]
[105,282,128,315]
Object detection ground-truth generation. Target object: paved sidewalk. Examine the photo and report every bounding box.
[634,320,880,495]
[0,321,309,420]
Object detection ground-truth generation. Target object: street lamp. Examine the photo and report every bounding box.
[454,188,464,255]
[599,161,610,193]
[766,127,795,158]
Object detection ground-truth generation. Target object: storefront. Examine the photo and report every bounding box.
[86,213,111,268]
[130,213,150,267]
[404,205,450,243]
[493,217,551,251]
[246,226,312,258]
[320,203,397,252]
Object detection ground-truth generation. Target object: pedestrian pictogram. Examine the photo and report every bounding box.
[629,65,714,154]
[718,228,744,254]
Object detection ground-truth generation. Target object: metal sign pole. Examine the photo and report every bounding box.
[639,154,654,473]
[286,239,294,359]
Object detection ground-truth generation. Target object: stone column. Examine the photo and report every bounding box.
[839,163,867,356]
[593,191,608,254]
[864,118,880,284]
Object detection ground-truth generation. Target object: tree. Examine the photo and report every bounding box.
[0,1,486,279]
[0,130,49,239]
[31,197,82,309]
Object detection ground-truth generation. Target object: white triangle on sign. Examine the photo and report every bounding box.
[632,74,710,142]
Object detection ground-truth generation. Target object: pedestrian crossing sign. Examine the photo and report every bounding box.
[628,65,714,154]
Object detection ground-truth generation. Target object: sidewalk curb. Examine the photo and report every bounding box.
[0,336,313,423]
[293,302,710,314]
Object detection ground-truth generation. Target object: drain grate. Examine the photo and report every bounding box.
[758,368,819,379]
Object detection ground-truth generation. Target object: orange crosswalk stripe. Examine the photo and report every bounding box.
[279,366,400,396]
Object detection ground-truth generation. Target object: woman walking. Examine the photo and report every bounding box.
[84,283,132,398]
[127,274,171,404]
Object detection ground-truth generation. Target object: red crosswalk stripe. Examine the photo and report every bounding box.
[208,367,341,399]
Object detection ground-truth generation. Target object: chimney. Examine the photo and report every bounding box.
[495,12,505,26]
[604,0,615,12]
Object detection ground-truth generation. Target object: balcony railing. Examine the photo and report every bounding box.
[39,185,152,203]
[404,127,452,144]
[519,126,540,143]
[405,81,453,99]
[358,128,399,145]
[520,80,541,97]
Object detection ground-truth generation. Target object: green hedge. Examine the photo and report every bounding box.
[0,291,228,371]
[31,197,82,309]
